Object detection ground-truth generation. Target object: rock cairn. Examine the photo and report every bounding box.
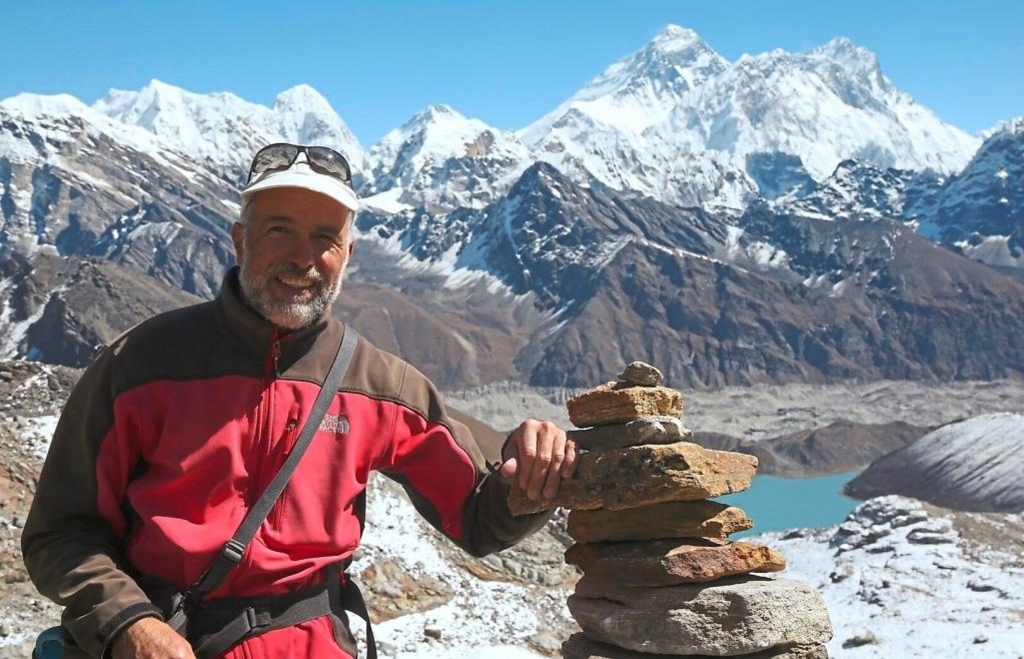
[508,362,834,658]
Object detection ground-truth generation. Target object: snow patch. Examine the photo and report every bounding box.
[955,235,1024,268]
[22,414,60,460]
[753,496,1024,658]
[351,475,561,659]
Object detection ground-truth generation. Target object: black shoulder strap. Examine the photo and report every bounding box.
[188,326,359,599]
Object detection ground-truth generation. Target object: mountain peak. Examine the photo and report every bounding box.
[651,24,707,53]
[141,78,184,96]
[0,92,90,117]
[93,78,196,124]
[987,116,1024,137]
[273,84,335,114]
[524,22,727,116]
[811,36,880,69]
[125,79,195,109]
[383,104,477,141]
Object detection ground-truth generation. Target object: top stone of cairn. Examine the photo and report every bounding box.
[618,361,663,387]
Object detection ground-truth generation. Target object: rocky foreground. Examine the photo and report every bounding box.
[1,363,1022,657]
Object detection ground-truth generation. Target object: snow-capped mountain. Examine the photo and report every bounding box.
[772,159,942,222]
[363,104,530,212]
[768,118,1022,277]
[519,27,979,208]
[93,79,365,178]
[3,25,1024,388]
[0,93,239,295]
[917,117,1023,272]
[519,26,745,208]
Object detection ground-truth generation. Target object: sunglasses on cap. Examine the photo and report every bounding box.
[246,143,353,187]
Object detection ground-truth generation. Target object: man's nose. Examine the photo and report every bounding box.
[285,235,316,269]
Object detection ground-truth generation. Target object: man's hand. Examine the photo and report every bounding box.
[499,419,578,500]
[111,617,196,659]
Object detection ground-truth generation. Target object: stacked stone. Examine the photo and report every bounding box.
[508,362,833,659]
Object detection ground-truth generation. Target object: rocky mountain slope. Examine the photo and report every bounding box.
[774,119,1024,278]
[845,413,1024,512]
[0,93,240,298]
[692,420,930,477]
[0,252,201,365]
[919,118,1024,277]
[359,161,1024,388]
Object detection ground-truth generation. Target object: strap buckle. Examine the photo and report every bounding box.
[220,539,247,565]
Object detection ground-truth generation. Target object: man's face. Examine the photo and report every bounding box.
[231,187,355,330]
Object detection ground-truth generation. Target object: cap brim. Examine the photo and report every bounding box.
[242,168,359,212]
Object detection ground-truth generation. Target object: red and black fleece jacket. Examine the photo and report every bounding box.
[22,267,549,658]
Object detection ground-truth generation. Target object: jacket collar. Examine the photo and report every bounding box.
[215,266,332,361]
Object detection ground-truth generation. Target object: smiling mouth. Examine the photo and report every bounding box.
[276,276,315,288]
[276,276,319,291]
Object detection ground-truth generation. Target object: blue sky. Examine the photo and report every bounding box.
[4,1,1021,146]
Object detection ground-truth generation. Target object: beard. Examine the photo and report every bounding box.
[238,256,344,330]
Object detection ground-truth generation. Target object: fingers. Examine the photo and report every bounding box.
[499,456,518,479]
[528,423,559,500]
[560,437,578,479]
[505,420,575,500]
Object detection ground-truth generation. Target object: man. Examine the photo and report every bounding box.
[22,143,576,659]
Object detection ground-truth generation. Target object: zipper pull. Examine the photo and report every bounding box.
[283,419,300,457]
[273,340,282,376]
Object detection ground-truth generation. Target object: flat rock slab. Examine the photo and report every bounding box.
[569,576,833,656]
[567,500,754,542]
[565,539,786,586]
[568,382,683,427]
[562,633,829,659]
[508,441,757,515]
[569,416,693,450]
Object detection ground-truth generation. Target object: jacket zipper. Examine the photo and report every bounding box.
[271,418,301,528]
[249,331,280,509]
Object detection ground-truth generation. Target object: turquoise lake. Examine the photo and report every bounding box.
[717,470,862,537]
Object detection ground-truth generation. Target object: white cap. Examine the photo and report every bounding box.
[241,161,359,212]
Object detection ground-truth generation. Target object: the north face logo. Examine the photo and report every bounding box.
[318,413,350,435]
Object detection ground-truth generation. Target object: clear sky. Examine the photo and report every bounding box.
[3,1,1021,146]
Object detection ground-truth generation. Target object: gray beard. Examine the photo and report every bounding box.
[238,259,343,330]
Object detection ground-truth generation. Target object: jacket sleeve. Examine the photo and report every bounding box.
[21,347,163,657]
[377,364,551,557]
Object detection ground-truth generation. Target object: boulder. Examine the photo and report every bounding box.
[562,633,829,659]
[568,576,833,656]
[617,362,664,387]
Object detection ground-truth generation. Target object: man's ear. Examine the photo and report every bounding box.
[347,237,356,259]
[231,222,245,264]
